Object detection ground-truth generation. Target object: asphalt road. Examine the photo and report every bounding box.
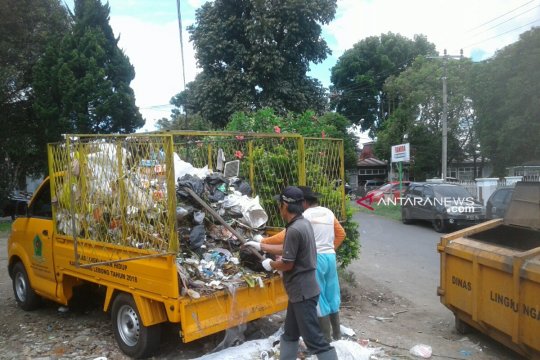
[349,210,446,314]
[347,208,525,359]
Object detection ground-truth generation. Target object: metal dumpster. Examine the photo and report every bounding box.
[437,182,540,359]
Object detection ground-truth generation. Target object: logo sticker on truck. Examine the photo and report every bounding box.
[33,235,43,260]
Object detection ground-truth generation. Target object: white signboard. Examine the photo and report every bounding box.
[391,143,410,162]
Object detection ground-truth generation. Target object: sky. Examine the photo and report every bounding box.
[65,0,540,136]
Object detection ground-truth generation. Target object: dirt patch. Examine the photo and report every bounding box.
[0,233,524,359]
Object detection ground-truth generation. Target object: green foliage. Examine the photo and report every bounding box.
[227,108,358,169]
[375,56,477,180]
[173,0,336,128]
[356,202,402,222]
[470,27,540,175]
[336,202,360,269]
[0,0,70,201]
[330,32,436,135]
[156,114,215,131]
[0,220,12,236]
[32,0,144,138]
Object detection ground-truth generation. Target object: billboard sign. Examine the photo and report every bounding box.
[391,143,410,162]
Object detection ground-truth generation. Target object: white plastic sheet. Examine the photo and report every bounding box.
[223,193,268,228]
[174,152,210,180]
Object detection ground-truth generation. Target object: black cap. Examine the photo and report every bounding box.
[298,186,321,201]
[274,186,304,204]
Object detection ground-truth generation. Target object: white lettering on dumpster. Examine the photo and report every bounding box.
[451,276,471,291]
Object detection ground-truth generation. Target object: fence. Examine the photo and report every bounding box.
[464,175,540,205]
[48,132,345,266]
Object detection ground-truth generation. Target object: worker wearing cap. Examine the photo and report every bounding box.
[246,186,345,342]
[257,186,337,360]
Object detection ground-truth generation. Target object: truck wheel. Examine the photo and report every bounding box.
[12,262,41,310]
[111,293,161,359]
[455,315,473,334]
[432,215,447,233]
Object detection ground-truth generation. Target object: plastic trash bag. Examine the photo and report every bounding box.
[177,174,205,199]
[189,225,206,250]
[231,178,252,196]
[223,194,243,217]
[193,210,205,224]
[409,344,432,358]
[174,152,210,180]
[239,195,267,229]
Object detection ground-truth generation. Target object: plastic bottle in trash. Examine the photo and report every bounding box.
[260,349,275,360]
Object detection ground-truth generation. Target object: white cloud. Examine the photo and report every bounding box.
[103,0,540,133]
[110,16,200,131]
[327,0,540,59]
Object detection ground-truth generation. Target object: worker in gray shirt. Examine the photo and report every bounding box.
[259,186,337,360]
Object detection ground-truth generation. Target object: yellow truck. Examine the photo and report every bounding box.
[7,132,345,358]
[437,181,540,359]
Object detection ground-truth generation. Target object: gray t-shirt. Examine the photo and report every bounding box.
[281,215,320,303]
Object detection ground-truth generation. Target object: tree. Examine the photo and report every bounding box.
[173,0,336,128]
[0,0,69,200]
[226,109,358,169]
[470,27,540,175]
[32,0,144,139]
[375,56,477,180]
[155,93,215,131]
[330,32,436,135]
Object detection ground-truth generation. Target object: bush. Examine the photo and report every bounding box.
[336,201,360,268]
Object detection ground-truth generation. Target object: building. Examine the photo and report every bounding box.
[347,142,388,189]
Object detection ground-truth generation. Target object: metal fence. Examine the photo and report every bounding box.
[48,132,345,265]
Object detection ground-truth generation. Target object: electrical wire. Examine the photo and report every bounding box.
[468,4,540,39]
[463,18,540,49]
[466,0,538,32]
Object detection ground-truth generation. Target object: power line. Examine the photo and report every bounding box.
[466,0,538,32]
[469,4,540,38]
[463,18,540,49]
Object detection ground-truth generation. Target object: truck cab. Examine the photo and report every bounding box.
[9,178,57,309]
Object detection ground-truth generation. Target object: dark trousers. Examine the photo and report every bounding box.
[282,295,333,355]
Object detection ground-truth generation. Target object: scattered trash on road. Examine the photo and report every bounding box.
[409,343,432,358]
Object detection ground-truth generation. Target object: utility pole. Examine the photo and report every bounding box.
[176,0,188,128]
[428,49,463,180]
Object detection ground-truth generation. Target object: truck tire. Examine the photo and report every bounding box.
[432,215,447,233]
[111,293,161,359]
[12,262,41,311]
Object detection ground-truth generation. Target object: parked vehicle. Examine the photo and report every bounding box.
[486,187,515,219]
[2,192,31,220]
[344,182,357,200]
[362,179,385,195]
[401,182,485,232]
[437,181,540,358]
[366,181,411,202]
[7,132,346,358]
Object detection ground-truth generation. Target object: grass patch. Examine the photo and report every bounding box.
[0,220,12,235]
[356,202,402,222]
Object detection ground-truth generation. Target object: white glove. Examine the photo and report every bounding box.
[253,234,264,243]
[261,258,273,271]
[245,241,261,251]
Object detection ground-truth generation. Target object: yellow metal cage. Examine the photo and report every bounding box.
[48,132,345,266]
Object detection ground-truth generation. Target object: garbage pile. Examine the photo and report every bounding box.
[174,155,273,298]
[53,143,274,297]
